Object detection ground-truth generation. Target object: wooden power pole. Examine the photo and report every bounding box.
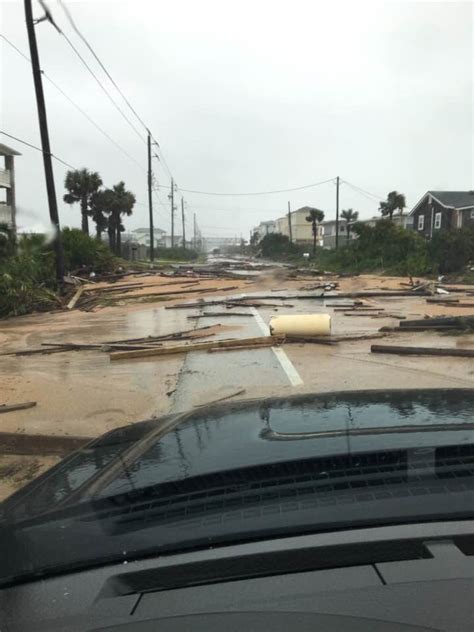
[335,175,340,249]
[169,178,176,247]
[147,131,154,261]
[24,0,64,287]
[287,201,293,243]
[181,197,186,249]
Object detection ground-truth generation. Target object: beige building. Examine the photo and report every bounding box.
[0,142,20,230]
[275,207,324,246]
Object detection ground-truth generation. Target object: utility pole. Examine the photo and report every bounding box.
[181,197,186,249]
[169,178,176,247]
[24,0,64,287]
[335,176,340,249]
[147,131,154,261]
[287,201,293,243]
[193,212,197,250]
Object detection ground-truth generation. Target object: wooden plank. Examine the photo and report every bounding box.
[67,287,84,310]
[110,335,285,361]
[0,401,37,414]
[187,312,252,319]
[371,344,474,358]
[0,431,90,455]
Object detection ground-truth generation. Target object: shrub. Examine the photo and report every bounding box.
[428,229,474,273]
[61,227,115,272]
[260,233,301,258]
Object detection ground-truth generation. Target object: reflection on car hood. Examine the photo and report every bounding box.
[3,388,474,522]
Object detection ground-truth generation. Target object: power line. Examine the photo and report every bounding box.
[45,7,145,143]
[153,177,335,197]
[57,0,149,135]
[0,34,146,173]
[55,1,177,183]
[0,130,76,169]
[342,180,382,202]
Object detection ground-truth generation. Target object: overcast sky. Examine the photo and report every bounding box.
[1,0,473,240]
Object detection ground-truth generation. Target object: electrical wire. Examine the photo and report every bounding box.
[53,23,145,142]
[342,180,382,202]
[57,0,149,135]
[0,130,76,169]
[0,34,146,173]
[55,1,177,182]
[153,177,335,197]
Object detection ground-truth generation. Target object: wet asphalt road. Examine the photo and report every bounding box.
[170,304,292,412]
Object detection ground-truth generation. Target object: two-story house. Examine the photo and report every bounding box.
[409,191,474,238]
[275,207,324,246]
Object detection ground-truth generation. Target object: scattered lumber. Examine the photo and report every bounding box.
[187,312,252,319]
[426,298,459,304]
[379,325,457,332]
[110,335,285,361]
[67,287,85,310]
[286,333,387,344]
[400,315,474,330]
[371,344,474,358]
[0,431,90,455]
[0,401,37,414]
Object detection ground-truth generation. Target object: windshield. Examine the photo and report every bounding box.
[0,0,473,590]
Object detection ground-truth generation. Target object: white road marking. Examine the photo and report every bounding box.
[250,307,304,387]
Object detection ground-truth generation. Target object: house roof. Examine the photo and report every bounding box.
[428,191,474,209]
[133,227,166,234]
[0,143,21,157]
[410,191,474,215]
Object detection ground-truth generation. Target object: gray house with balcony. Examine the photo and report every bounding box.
[409,191,474,239]
[0,143,21,231]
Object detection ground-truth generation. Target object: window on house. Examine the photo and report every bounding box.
[418,214,425,230]
[470,210,474,219]
[434,212,442,230]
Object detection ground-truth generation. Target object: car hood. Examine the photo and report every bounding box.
[3,388,474,522]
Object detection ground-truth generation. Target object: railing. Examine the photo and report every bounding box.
[0,169,11,187]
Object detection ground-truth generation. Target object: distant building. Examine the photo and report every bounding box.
[251,220,276,240]
[275,207,324,246]
[409,191,474,239]
[320,219,352,249]
[0,142,21,230]
[130,227,167,247]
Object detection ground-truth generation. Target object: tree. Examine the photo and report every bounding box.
[340,208,359,242]
[305,208,325,255]
[63,169,103,235]
[379,191,406,221]
[108,181,136,256]
[250,231,261,248]
[89,189,115,240]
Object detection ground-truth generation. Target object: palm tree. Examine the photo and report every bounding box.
[305,208,325,255]
[340,208,359,242]
[108,181,136,256]
[63,169,103,235]
[89,189,114,240]
[379,191,406,221]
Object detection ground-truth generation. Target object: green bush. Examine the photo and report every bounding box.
[0,228,116,318]
[0,223,16,260]
[428,229,474,273]
[61,227,115,272]
[260,233,301,258]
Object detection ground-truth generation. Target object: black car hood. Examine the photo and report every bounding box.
[3,388,474,522]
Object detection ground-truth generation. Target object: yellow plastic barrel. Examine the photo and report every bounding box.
[269,314,331,337]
